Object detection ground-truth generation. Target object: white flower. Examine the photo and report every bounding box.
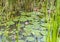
[25,22,29,25]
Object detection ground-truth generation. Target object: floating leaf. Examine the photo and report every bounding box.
[19,16,27,22]
[31,30,41,37]
[6,21,15,26]
[26,37,34,41]
[18,40,24,42]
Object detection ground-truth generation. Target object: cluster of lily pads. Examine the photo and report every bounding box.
[0,11,48,42]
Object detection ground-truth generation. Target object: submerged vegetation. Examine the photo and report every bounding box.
[0,0,60,42]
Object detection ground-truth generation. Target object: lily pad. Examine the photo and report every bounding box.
[31,30,41,37]
[26,37,34,41]
[6,21,15,25]
[18,40,24,42]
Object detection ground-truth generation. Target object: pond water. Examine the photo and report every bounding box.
[0,29,48,42]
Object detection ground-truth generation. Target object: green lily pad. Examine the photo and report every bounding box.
[26,37,34,41]
[6,21,15,25]
[31,30,41,37]
[19,16,27,22]
[18,40,24,42]
[25,25,33,28]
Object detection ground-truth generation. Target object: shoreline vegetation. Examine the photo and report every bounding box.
[0,0,60,42]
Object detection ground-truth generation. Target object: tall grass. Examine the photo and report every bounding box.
[56,0,60,42]
[44,0,51,42]
[52,0,60,42]
[45,0,60,42]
